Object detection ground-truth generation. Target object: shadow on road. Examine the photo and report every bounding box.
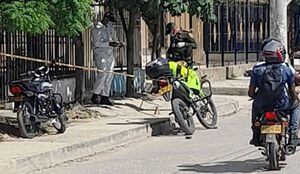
[0,122,22,138]
[114,102,171,112]
[106,117,170,125]
[106,117,182,136]
[178,158,268,173]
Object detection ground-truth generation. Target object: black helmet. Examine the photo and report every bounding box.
[262,38,286,63]
[165,22,175,35]
[104,11,117,22]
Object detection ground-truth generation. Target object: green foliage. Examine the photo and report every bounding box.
[0,0,93,37]
[163,0,216,22]
[108,0,217,33]
[0,1,53,34]
[49,0,93,36]
[137,0,217,35]
[108,0,217,22]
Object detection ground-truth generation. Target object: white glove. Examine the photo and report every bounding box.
[177,42,186,48]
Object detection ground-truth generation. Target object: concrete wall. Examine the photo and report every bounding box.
[226,63,256,79]
[52,77,76,104]
[198,67,227,82]
[197,63,256,81]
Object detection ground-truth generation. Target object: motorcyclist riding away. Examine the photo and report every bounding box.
[248,38,300,147]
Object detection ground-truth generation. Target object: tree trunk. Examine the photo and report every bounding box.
[150,12,162,60]
[74,33,84,103]
[126,8,138,97]
[151,26,161,60]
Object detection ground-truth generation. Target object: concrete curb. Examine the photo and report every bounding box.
[210,87,248,96]
[217,98,239,116]
[1,101,239,174]
[1,124,155,174]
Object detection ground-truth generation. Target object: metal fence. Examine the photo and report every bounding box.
[204,0,270,67]
[0,30,76,104]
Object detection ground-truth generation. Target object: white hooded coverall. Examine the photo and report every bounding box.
[91,22,116,97]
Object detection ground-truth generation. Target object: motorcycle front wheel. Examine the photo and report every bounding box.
[196,98,218,129]
[52,110,67,134]
[171,98,195,135]
[17,102,38,138]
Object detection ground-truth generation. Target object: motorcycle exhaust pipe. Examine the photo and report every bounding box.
[29,115,48,123]
[29,115,37,122]
[285,145,296,155]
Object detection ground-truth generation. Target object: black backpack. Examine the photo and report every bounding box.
[259,64,285,103]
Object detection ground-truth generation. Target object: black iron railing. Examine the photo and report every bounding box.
[204,0,270,67]
[0,30,76,103]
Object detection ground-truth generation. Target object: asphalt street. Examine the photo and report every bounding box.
[31,97,300,174]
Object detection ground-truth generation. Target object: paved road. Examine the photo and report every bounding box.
[31,97,300,174]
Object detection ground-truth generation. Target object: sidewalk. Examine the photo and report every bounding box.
[0,95,239,174]
[204,77,250,96]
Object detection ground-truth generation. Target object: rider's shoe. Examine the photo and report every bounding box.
[250,132,262,147]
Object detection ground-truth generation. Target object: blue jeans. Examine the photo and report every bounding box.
[251,102,300,134]
[289,104,300,134]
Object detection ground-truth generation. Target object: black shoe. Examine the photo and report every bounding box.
[250,131,261,146]
[289,134,298,146]
[91,94,100,104]
[250,139,262,146]
[297,138,300,146]
[100,96,113,106]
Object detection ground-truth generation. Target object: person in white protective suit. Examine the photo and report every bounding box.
[91,12,123,105]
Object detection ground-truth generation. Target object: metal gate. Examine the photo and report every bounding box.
[204,0,270,67]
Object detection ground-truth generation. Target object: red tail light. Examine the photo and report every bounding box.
[159,80,168,88]
[10,85,23,96]
[265,112,277,120]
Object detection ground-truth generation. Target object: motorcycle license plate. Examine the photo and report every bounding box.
[159,85,172,95]
[261,125,281,134]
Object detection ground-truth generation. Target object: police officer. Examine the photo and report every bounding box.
[165,22,197,62]
[91,12,123,105]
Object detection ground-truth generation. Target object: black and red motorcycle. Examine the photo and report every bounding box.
[8,57,67,138]
[254,110,296,170]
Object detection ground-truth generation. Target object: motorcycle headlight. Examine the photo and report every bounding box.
[38,94,48,100]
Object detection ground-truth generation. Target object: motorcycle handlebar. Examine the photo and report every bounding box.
[50,56,64,65]
[19,56,63,80]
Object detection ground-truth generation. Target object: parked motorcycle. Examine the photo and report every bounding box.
[8,57,67,138]
[146,58,218,135]
[254,110,296,170]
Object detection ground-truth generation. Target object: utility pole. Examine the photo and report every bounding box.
[269,0,292,60]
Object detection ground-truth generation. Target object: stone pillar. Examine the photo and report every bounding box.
[270,0,292,60]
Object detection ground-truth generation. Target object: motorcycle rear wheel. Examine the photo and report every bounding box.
[172,98,195,135]
[17,102,38,139]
